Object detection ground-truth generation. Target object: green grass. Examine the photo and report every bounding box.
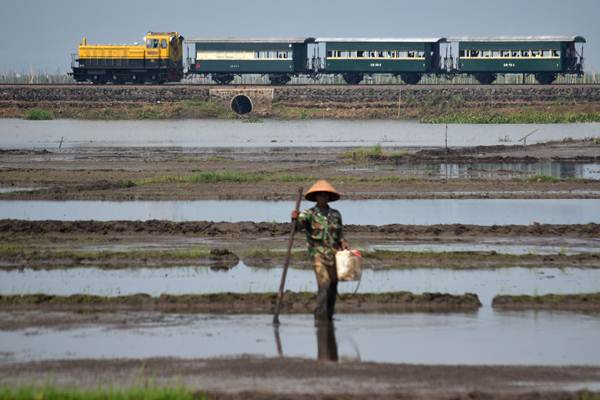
[134,171,423,187]
[525,175,560,183]
[241,115,263,123]
[182,99,235,119]
[340,145,410,162]
[135,171,263,185]
[341,144,384,161]
[422,110,600,124]
[24,108,54,120]
[0,386,203,400]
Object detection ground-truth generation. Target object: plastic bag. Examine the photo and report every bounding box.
[336,249,363,281]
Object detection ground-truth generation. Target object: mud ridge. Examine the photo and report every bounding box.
[492,293,600,312]
[0,292,482,313]
[1,220,597,238]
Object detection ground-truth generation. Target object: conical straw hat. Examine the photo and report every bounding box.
[304,179,340,202]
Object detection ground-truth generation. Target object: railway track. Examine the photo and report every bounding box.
[1,83,600,89]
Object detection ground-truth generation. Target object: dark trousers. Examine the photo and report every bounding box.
[312,253,338,321]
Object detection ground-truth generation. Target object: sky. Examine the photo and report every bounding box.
[1,0,598,73]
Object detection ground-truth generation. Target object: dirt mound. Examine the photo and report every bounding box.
[1,220,598,238]
[0,292,482,313]
[493,293,600,311]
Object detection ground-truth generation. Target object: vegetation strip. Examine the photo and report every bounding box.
[0,292,482,313]
[492,293,600,311]
[0,386,202,400]
[4,101,600,123]
[0,387,599,400]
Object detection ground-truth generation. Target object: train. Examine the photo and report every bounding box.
[71,33,586,85]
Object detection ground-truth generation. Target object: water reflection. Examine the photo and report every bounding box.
[439,162,600,180]
[2,199,599,225]
[274,320,339,362]
[342,163,600,180]
[316,321,338,362]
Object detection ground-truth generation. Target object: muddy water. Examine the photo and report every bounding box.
[1,310,599,365]
[1,119,599,149]
[1,199,599,225]
[342,162,600,180]
[2,265,599,306]
[0,187,39,194]
[369,238,600,255]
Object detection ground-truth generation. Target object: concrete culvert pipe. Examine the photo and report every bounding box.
[231,95,253,115]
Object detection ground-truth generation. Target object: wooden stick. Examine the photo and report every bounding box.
[273,187,303,325]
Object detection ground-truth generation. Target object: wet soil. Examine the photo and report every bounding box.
[1,220,599,269]
[2,220,598,238]
[1,357,599,399]
[0,292,481,315]
[493,293,600,311]
[1,139,600,201]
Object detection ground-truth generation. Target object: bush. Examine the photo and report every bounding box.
[24,108,54,120]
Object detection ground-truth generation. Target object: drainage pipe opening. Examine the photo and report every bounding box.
[231,95,253,115]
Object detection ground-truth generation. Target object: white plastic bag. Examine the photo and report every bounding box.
[336,249,363,281]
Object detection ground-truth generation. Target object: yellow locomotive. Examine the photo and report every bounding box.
[71,32,184,84]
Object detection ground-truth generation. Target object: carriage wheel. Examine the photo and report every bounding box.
[534,73,557,84]
[341,73,363,85]
[473,73,496,85]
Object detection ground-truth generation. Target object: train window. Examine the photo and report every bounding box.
[357,50,365,58]
[512,51,519,57]
[500,50,510,57]
[459,50,465,57]
[417,51,425,58]
[482,50,491,58]
[161,39,167,49]
[521,50,530,57]
[552,50,560,57]
[531,50,539,57]
[492,50,500,57]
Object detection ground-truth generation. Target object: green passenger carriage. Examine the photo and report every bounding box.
[188,38,314,84]
[455,36,586,84]
[316,38,446,84]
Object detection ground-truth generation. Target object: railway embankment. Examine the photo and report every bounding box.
[1,84,600,121]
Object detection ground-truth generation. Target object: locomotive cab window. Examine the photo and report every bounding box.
[161,39,167,49]
[146,39,159,48]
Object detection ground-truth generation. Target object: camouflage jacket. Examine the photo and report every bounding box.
[295,205,344,257]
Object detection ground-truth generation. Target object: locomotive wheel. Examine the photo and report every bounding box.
[341,73,363,85]
[213,74,234,85]
[268,74,291,85]
[400,73,422,85]
[473,73,496,85]
[91,74,107,85]
[535,73,557,84]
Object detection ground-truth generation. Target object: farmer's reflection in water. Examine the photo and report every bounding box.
[315,320,338,362]
[272,320,339,362]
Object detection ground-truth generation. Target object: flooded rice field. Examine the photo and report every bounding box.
[2,119,599,149]
[1,199,599,225]
[368,237,600,255]
[1,310,600,366]
[2,264,599,306]
[342,162,600,180]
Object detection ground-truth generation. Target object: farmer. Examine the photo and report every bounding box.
[291,180,349,321]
